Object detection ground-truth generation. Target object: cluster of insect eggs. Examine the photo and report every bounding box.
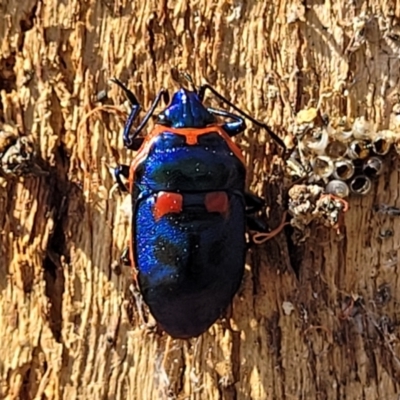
[286,116,397,198]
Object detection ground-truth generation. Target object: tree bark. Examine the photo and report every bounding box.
[1,1,400,399]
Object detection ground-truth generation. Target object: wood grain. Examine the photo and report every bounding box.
[1,0,400,399]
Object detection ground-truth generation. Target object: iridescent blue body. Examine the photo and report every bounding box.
[132,90,247,338]
[112,78,284,338]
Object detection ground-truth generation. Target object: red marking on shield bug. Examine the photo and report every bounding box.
[204,192,229,216]
[153,192,183,220]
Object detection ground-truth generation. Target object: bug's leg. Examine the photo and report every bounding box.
[111,78,169,149]
[245,191,265,214]
[244,191,268,231]
[244,191,288,242]
[207,107,246,137]
[131,88,169,139]
[246,215,268,232]
[113,164,130,192]
[111,78,142,149]
[129,138,145,150]
[198,84,286,150]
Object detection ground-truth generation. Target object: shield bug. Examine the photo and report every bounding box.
[112,74,285,338]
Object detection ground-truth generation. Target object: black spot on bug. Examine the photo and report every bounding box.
[197,132,225,146]
[153,236,181,265]
[208,238,226,265]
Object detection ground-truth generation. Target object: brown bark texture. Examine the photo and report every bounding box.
[1,0,400,399]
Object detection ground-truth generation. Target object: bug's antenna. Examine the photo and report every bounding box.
[170,68,197,92]
[182,72,197,92]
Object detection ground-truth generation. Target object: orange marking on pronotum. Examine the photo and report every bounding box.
[205,192,229,215]
[128,124,245,191]
[183,133,199,145]
[153,191,183,221]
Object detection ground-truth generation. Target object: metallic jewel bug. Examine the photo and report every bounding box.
[112,74,286,338]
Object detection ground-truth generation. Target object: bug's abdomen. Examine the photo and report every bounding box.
[134,191,246,338]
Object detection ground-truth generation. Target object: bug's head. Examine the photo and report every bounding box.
[157,70,216,128]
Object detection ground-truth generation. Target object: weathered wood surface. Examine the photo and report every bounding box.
[1,1,400,399]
